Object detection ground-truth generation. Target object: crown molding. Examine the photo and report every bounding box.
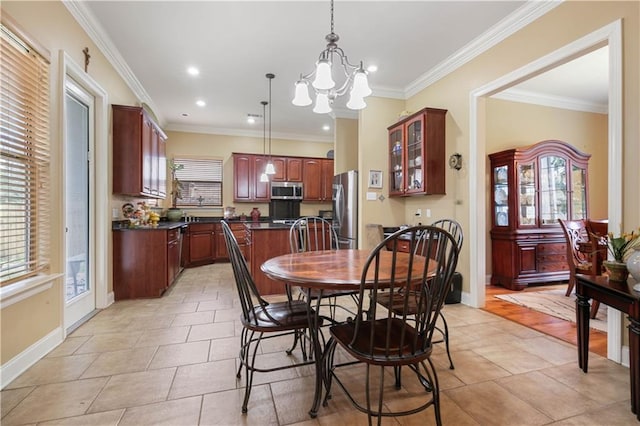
[165,123,333,144]
[492,88,607,114]
[404,1,562,98]
[62,0,164,124]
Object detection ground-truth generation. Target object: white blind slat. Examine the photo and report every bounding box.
[173,158,223,207]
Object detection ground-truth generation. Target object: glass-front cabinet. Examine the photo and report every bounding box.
[388,107,447,197]
[489,140,590,290]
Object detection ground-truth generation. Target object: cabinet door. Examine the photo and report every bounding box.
[287,158,303,182]
[190,230,215,263]
[517,161,536,227]
[321,159,333,201]
[388,124,404,196]
[253,156,270,201]
[142,115,153,196]
[302,159,322,200]
[158,136,166,197]
[271,157,287,181]
[538,155,568,226]
[150,125,160,196]
[570,163,588,220]
[404,114,424,195]
[492,164,509,227]
[234,154,252,201]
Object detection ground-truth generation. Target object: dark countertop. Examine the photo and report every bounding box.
[243,222,291,230]
[112,217,276,231]
[112,220,187,231]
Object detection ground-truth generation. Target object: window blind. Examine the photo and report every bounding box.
[0,23,51,285]
[174,157,223,207]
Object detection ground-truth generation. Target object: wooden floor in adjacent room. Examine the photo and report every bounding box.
[483,283,607,357]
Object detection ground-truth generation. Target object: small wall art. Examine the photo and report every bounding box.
[368,170,383,189]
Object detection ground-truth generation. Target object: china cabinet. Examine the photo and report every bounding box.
[489,140,590,290]
[388,107,447,197]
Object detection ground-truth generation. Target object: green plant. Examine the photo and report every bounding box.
[168,159,184,208]
[606,228,640,262]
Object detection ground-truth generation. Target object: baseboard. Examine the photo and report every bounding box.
[622,345,630,367]
[1,327,64,389]
[106,291,114,306]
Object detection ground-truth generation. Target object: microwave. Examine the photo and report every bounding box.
[271,182,303,200]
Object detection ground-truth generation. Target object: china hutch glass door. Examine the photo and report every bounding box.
[571,164,588,219]
[389,126,403,193]
[539,155,568,225]
[493,165,509,227]
[405,116,423,193]
[518,162,536,226]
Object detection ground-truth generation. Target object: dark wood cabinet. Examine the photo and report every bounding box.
[113,228,181,300]
[214,222,246,260]
[302,158,333,202]
[233,153,270,202]
[245,226,290,295]
[388,107,447,197]
[112,105,167,198]
[489,140,591,290]
[272,157,303,182]
[187,223,216,266]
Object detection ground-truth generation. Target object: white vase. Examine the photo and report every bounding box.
[628,247,640,281]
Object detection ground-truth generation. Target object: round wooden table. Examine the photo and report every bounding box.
[261,248,430,418]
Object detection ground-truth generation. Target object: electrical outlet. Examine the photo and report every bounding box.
[426,209,432,218]
[415,208,422,217]
[112,208,119,219]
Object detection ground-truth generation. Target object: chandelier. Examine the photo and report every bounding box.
[291,0,372,114]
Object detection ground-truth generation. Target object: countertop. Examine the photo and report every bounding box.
[112,217,277,231]
[112,221,187,231]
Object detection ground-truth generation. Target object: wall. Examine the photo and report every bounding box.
[1,0,138,367]
[164,130,333,218]
[334,117,358,174]
[485,98,609,273]
[358,1,638,295]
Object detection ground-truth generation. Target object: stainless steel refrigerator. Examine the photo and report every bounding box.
[332,170,358,249]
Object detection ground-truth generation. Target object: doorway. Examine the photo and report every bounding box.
[469,21,623,361]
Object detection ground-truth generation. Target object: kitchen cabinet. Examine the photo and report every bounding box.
[489,140,590,290]
[112,105,167,198]
[186,223,216,267]
[271,157,303,182]
[233,153,270,202]
[302,158,333,202]
[112,227,182,300]
[215,222,247,260]
[388,107,447,197]
[245,225,291,294]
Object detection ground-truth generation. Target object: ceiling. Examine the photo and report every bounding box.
[69,1,607,143]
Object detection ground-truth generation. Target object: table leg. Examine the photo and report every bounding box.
[575,293,591,372]
[306,288,324,418]
[628,317,640,417]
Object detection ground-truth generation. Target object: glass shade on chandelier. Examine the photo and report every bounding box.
[292,0,371,114]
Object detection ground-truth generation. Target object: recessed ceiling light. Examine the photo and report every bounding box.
[323,124,330,131]
[367,65,378,73]
[196,100,206,107]
[187,66,200,76]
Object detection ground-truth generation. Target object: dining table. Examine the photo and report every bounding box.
[260,248,430,418]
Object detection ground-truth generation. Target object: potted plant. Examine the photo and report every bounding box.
[602,228,640,282]
[167,159,184,221]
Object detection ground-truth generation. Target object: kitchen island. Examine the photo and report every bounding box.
[244,221,292,295]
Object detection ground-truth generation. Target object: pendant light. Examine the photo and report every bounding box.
[265,73,276,175]
[259,100,269,183]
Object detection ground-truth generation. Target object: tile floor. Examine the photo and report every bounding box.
[1,263,637,425]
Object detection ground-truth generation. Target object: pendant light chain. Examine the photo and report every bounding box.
[330,0,334,35]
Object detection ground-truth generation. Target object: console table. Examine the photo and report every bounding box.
[575,273,639,420]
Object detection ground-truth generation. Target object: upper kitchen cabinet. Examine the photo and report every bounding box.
[388,107,447,197]
[112,105,167,198]
[302,158,333,202]
[271,157,303,182]
[489,140,590,290]
[233,153,270,202]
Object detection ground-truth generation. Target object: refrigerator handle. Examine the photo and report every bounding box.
[335,184,343,226]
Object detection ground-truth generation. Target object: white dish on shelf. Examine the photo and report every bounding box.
[495,188,508,204]
[497,212,508,226]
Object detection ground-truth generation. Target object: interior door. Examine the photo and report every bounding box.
[64,78,95,330]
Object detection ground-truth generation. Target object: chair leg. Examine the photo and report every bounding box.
[393,366,402,389]
[439,312,455,369]
[590,300,600,319]
[425,357,442,426]
[565,275,575,296]
[241,331,262,413]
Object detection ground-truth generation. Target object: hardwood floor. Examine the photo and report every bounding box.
[482,283,607,357]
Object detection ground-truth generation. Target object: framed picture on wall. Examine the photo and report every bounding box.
[369,170,383,188]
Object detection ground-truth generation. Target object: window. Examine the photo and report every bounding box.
[174,157,223,207]
[0,22,51,285]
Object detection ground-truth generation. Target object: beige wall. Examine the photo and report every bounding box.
[164,131,333,218]
[358,1,639,294]
[484,98,609,273]
[334,118,358,174]
[1,1,138,365]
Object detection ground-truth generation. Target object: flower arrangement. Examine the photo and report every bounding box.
[606,228,640,263]
[168,159,184,208]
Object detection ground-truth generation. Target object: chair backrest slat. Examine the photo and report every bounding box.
[289,216,338,253]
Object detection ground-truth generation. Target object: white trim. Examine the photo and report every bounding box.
[0,274,62,309]
[493,88,608,114]
[469,20,623,362]
[1,327,64,389]
[405,1,562,98]
[59,51,110,313]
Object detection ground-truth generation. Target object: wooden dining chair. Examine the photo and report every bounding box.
[586,219,608,318]
[220,220,317,413]
[558,218,591,297]
[323,225,460,426]
[288,216,358,320]
[375,218,462,370]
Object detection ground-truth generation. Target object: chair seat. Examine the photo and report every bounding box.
[244,300,314,331]
[376,291,423,315]
[330,318,431,366]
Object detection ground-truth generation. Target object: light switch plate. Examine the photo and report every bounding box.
[366,192,377,201]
